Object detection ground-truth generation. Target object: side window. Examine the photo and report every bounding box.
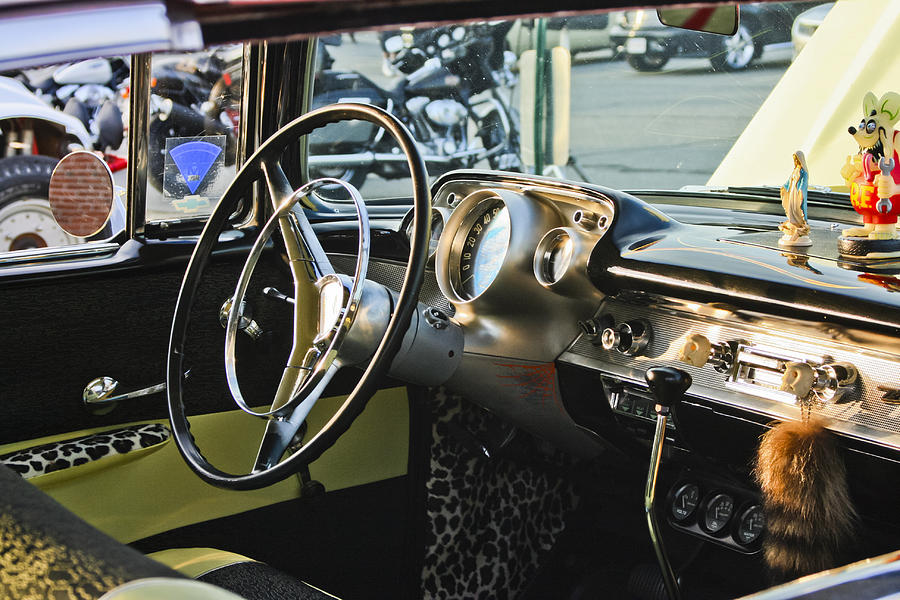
[0,57,129,255]
[146,45,243,222]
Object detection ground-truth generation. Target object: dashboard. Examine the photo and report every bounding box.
[387,170,900,554]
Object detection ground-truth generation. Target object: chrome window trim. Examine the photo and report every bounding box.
[0,242,119,267]
[128,53,152,239]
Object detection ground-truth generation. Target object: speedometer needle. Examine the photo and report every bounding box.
[462,275,474,284]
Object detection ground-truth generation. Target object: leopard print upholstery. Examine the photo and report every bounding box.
[422,388,580,599]
[0,424,170,480]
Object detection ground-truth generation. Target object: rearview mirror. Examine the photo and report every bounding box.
[48,151,114,238]
[657,5,739,36]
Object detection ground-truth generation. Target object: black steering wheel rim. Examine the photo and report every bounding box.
[167,103,431,490]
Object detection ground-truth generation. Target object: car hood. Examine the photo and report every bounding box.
[709,0,897,191]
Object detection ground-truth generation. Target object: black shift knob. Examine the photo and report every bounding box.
[645,366,692,408]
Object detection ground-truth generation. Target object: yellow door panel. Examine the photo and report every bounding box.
[0,387,409,543]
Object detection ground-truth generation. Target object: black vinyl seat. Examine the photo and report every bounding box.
[0,465,337,599]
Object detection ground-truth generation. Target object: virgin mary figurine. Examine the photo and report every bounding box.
[779,150,812,247]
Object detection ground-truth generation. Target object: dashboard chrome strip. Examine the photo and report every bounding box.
[560,295,900,452]
[606,266,900,330]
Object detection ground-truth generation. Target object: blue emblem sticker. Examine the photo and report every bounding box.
[162,135,228,213]
[170,141,222,194]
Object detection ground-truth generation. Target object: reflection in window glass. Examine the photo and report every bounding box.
[310,25,521,201]
[0,57,129,254]
[309,6,813,199]
[146,45,242,222]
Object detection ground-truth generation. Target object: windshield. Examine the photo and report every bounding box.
[308,1,867,205]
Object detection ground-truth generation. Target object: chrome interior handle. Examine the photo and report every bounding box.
[83,371,191,406]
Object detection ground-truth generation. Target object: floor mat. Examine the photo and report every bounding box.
[422,388,580,599]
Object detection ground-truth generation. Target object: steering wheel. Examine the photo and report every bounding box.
[167,103,431,490]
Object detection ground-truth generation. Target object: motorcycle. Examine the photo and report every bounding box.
[308,22,522,190]
[14,57,129,152]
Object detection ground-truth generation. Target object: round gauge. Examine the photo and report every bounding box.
[703,493,735,534]
[734,505,765,546]
[671,483,700,522]
[535,229,574,285]
[455,199,510,300]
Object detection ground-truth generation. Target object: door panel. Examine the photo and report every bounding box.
[0,235,415,540]
[0,387,409,543]
[0,243,292,443]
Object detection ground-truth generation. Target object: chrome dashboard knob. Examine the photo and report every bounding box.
[677,334,734,373]
[601,320,651,357]
[780,361,858,402]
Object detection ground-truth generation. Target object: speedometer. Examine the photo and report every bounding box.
[455,199,510,300]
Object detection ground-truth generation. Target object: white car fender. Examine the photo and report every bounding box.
[0,76,92,148]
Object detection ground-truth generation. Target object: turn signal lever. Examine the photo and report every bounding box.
[644,366,691,600]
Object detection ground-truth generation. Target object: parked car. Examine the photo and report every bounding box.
[611,2,821,71]
[4,1,900,600]
[792,2,834,58]
[0,73,124,252]
[506,13,622,59]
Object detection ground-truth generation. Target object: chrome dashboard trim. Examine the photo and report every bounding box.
[432,178,610,362]
[606,265,900,330]
[560,294,900,452]
[738,549,900,599]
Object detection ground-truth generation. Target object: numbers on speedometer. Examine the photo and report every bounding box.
[456,200,510,300]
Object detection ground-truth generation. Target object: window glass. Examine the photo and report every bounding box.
[310,25,521,201]
[146,44,243,222]
[309,5,833,204]
[0,56,129,255]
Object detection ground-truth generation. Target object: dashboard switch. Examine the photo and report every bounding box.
[780,361,858,402]
[601,319,651,356]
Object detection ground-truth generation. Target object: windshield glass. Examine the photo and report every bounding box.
[309,1,865,204]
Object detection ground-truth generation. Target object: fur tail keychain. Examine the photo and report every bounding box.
[755,406,858,584]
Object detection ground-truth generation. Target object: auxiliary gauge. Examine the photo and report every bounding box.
[734,504,765,546]
[702,493,734,534]
[671,483,700,522]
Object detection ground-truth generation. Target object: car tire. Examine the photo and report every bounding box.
[710,23,757,71]
[626,50,670,72]
[0,154,80,252]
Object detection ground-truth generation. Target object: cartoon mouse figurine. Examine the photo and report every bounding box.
[839,91,900,258]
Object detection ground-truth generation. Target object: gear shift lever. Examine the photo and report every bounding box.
[644,366,691,600]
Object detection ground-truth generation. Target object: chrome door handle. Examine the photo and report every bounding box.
[83,371,191,406]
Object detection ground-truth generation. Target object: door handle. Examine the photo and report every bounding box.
[83,371,191,406]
